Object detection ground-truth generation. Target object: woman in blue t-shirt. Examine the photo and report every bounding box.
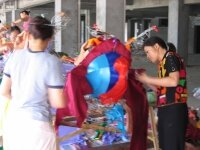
[0,16,66,150]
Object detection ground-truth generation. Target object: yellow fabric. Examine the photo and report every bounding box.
[0,98,10,136]
[196,121,200,129]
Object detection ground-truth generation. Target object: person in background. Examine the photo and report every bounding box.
[11,10,32,49]
[9,26,21,43]
[0,26,21,54]
[0,16,66,150]
[136,36,188,150]
[12,10,31,32]
[0,20,10,33]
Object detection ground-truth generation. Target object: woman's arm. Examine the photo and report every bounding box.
[146,83,157,92]
[74,42,89,66]
[11,19,22,26]
[48,88,66,109]
[0,75,12,100]
[136,71,179,87]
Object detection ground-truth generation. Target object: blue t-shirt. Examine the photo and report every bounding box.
[3,48,64,122]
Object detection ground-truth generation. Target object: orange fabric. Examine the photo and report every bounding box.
[125,37,135,51]
[84,37,102,50]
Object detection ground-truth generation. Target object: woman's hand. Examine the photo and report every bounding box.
[14,31,28,49]
[135,71,149,84]
[74,42,89,66]
[0,45,13,54]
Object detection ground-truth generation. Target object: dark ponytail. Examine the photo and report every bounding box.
[166,42,176,52]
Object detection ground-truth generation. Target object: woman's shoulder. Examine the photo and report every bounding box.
[44,52,62,64]
[9,49,26,58]
[165,51,181,61]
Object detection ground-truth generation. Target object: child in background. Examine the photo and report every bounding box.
[12,10,32,49]
[12,10,31,32]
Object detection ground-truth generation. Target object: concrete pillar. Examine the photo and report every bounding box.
[168,0,189,62]
[5,11,12,24]
[55,0,80,56]
[80,9,90,42]
[85,10,90,41]
[11,0,18,22]
[11,9,20,22]
[96,0,125,42]
[90,11,96,27]
[11,10,16,22]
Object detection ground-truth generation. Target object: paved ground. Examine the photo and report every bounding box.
[132,55,200,109]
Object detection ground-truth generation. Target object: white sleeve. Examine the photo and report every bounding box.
[45,57,65,89]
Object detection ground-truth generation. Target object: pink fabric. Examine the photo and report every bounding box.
[23,18,32,31]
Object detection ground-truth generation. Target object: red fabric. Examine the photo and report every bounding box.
[56,38,148,150]
[186,124,200,140]
[124,69,149,150]
[100,56,129,105]
[55,65,92,129]
[81,38,131,66]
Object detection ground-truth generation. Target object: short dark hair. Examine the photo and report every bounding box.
[143,36,167,50]
[10,26,21,33]
[28,16,54,40]
[20,10,30,15]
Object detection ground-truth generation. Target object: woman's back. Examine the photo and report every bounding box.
[4,48,64,122]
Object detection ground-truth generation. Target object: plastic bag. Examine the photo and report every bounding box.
[193,87,200,100]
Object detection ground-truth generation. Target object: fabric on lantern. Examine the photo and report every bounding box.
[56,38,148,150]
[86,52,120,98]
[56,39,130,129]
[81,38,131,66]
[105,52,120,91]
[55,65,92,130]
[84,37,103,49]
[100,56,129,105]
[84,38,130,104]
[86,54,111,97]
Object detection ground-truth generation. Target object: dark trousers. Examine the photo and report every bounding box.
[158,103,188,150]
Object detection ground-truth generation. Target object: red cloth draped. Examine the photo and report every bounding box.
[55,65,92,128]
[55,38,148,150]
[124,69,149,150]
